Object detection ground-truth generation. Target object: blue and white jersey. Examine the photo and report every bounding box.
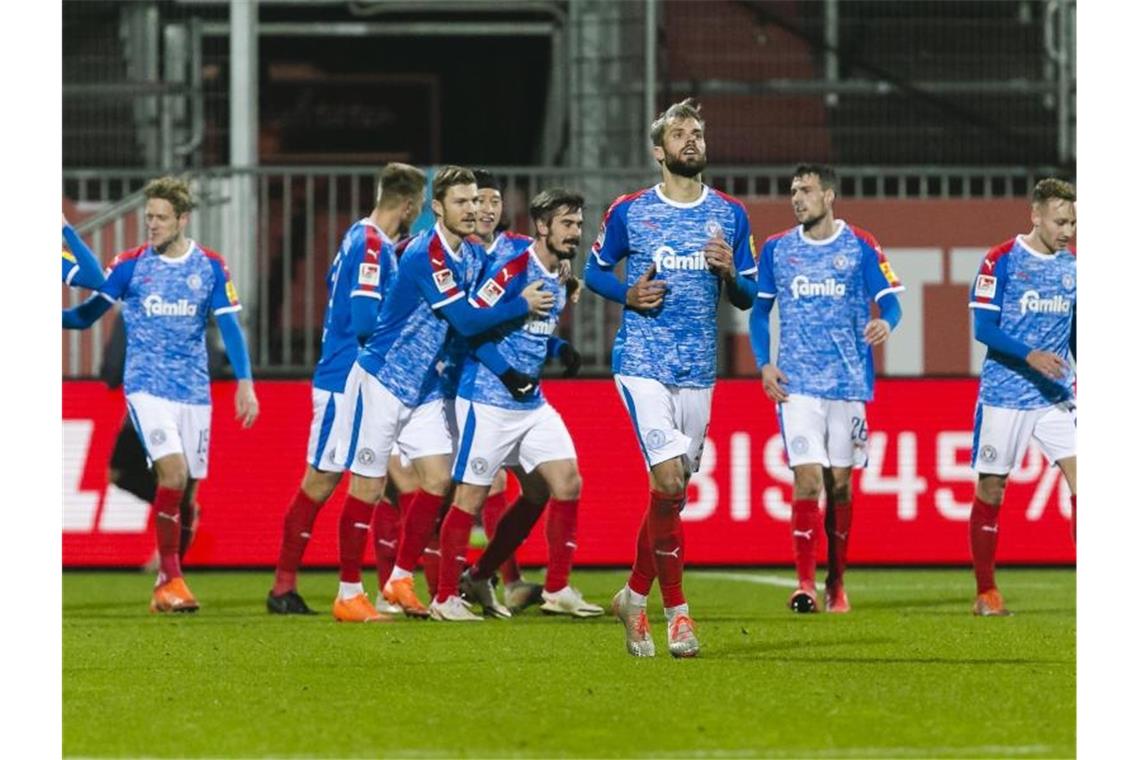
[98,242,242,405]
[591,184,757,388]
[970,236,1076,409]
[458,243,566,410]
[357,223,487,407]
[312,219,398,393]
[757,220,904,402]
[438,231,535,400]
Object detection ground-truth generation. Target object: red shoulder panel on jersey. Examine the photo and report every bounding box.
[504,230,533,242]
[471,249,530,308]
[848,224,886,257]
[109,244,148,267]
[427,234,463,299]
[600,187,652,225]
[979,239,1017,273]
[362,225,382,263]
[711,188,747,211]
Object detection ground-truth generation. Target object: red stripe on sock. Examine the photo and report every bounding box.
[272,489,323,595]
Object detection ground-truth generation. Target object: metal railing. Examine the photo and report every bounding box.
[63,164,1061,379]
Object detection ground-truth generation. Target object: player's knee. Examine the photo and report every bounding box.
[420,470,452,497]
[300,468,339,503]
[489,469,508,496]
[828,481,852,504]
[975,476,1006,506]
[154,461,189,491]
[793,470,823,500]
[550,470,582,502]
[348,474,386,504]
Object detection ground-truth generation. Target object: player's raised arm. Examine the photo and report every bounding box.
[62,246,136,329]
[62,219,106,290]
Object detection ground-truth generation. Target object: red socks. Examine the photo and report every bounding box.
[483,491,521,584]
[154,486,184,584]
[434,507,475,603]
[395,490,446,571]
[627,511,656,596]
[370,498,401,589]
[338,495,374,583]
[970,496,1001,594]
[544,498,579,593]
[647,490,686,608]
[791,498,820,588]
[272,489,323,595]
[825,500,852,589]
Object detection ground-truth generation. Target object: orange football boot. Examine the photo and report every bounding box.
[150,577,199,613]
[973,588,1012,617]
[332,593,391,623]
[382,576,430,619]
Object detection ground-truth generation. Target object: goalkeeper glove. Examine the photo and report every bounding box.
[498,368,540,400]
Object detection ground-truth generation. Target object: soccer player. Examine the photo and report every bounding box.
[328,165,552,622]
[267,163,426,615]
[585,99,758,657]
[966,178,1076,617]
[62,216,105,290]
[750,164,904,615]
[432,188,601,622]
[62,176,259,612]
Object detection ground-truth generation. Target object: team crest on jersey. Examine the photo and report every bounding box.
[471,457,489,476]
[1062,273,1075,290]
[477,279,505,306]
[432,267,456,293]
[974,274,997,299]
[980,445,998,463]
[186,273,203,290]
[358,262,380,286]
[833,254,849,271]
[705,220,723,239]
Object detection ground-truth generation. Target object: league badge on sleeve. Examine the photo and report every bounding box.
[433,267,456,293]
[879,260,901,286]
[225,280,240,306]
[975,274,997,299]
[359,262,381,286]
[476,278,505,306]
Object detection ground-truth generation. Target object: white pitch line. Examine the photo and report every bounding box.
[691,571,1069,593]
[693,571,823,591]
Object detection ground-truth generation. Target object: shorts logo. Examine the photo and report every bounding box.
[832,254,849,270]
[980,445,998,463]
[149,429,167,446]
[470,457,489,476]
[357,448,376,465]
[432,268,456,293]
[790,436,810,455]
[186,273,203,290]
[645,429,667,450]
[705,220,723,238]
[358,262,381,286]
[1062,273,1075,290]
[974,274,997,299]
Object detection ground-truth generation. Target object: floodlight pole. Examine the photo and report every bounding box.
[229,0,258,311]
[645,0,657,169]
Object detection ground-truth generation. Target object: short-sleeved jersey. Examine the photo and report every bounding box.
[969,236,1076,409]
[357,223,487,407]
[312,219,398,393]
[757,220,904,402]
[458,243,566,410]
[591,184,757,388]
[98,241,241,405]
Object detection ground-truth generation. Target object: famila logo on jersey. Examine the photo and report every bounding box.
[1018,290,1071,315]
[142,294,198,317]
[653,245,708,271]
[790,275,846,300]
[524,317,557,336]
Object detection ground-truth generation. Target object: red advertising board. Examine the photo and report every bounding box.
[63,379,1074,567]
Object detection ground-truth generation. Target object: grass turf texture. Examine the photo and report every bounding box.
[64,568,1074,758]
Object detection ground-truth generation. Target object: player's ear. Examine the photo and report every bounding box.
[431,198,443,218]
[651,144,665,164]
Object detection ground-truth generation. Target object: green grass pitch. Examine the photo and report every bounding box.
[63,568,1074,758]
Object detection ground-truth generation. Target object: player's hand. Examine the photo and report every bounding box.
[558,342,582,378]
[1026,349,1068,380]
[558,259,573,283]
[626,264,666,311]
[522,280,554,317]
[760,363,790,403]
[235,379,260,428]
[863,318,891,346]
[702,234,736,281]
[497,368,540,400]
[565,274,582,304]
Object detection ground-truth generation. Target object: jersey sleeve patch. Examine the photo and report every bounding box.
[974,274,997,299]
[471,250,529,308]
[359,262,381,287]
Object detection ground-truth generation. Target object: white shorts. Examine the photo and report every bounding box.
[972,400,1076,475]
[307,387,349,472]
[452,398,577,486]
[330,363,455,478]
[125,392,212,479]
[614,374,713,472]
[777,393,868,469]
